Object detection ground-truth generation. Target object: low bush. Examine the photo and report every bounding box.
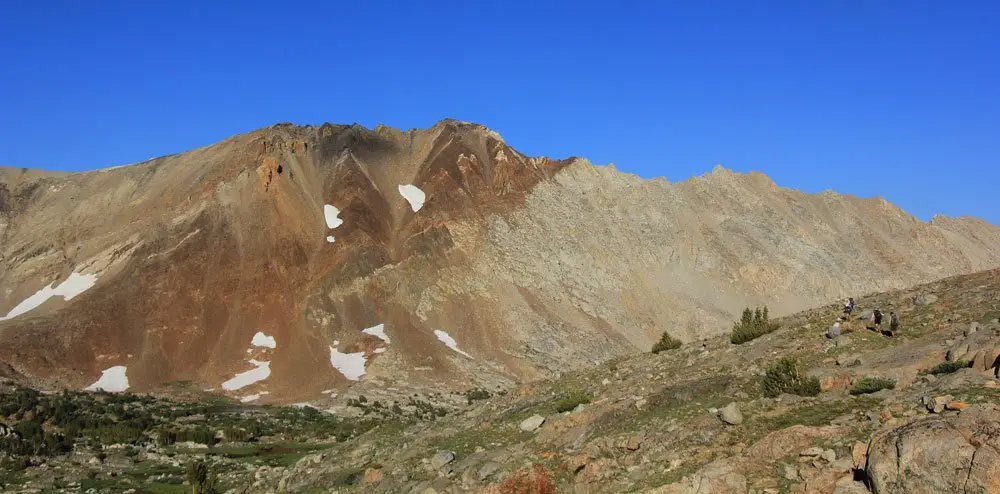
[928,360,971,375]
[730,306,781,344]
[651,332,682,353]
[553,390,593,413]
[761,358,821,398]
[850,377,896,395]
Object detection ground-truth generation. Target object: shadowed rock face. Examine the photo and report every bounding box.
[1,120,999,402]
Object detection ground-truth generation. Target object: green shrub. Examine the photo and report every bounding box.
[186,460,218,494]
[465,388,492,405]
[761,358,821,398]
[928,360,971,375]
[554,390,592,413]
[730,306,781,344]
[850,377,896,395]
[651,332,682,353]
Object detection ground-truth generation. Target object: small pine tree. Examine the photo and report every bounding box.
[187,460,217,494]
[731,305,781,344]
[651,332,682,353]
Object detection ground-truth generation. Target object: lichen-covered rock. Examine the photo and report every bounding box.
[865,403,1000,493]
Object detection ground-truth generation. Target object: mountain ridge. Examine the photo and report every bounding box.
[1,120,998,404]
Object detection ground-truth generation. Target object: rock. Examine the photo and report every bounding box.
[927,395,953,414]
[567,453,589,474]
[946,343,970,362]
[826,323,842,339]
[852,441,868,469]
[800,447,823,457]
[519,414,545,432]
[88,457,102,466]
[966,321,982,336]
[477,462,501,481]
[601,378,610,386]
[625,433,644,451]
[866,403,1000,493]
[363,469,383,485]
[634,398,648,410]
[719,402,743,425]
[429,451,455,470]
[914,293,938,305]
[836,354,861,366]
[945,401,969,411]
[820,449,837,463]
[834,335,852,347]
[572,404,586,413]
[782,463,799,481]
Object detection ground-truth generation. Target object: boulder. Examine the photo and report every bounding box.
[429,451,455,470]
[946,343,970,362]
[966,321,982,336]
[836,354,861,367]
[866,403,1000,493]
[851,441,868,469]
[821,449,837,463]
[927,395,953,414]
[914,293,938,305]
[800,447,823,457]
[519,414,545,432]
[718,403,743,425]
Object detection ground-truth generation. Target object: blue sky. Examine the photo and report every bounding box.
[1,1,997,223]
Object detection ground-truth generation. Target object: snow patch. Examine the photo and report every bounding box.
[398,184,426,212]
[321,389,336,395]
[361,323,390,344]
[329,346,367,381]
[373,347,387,354]
[326,236,336,243]
[434,329,472,358]
[251,332,277,349]
[1,272,99,321]
[85,366,129,393]
[240,391,270,403]
[324,204,343,229]
[221,360,271,391]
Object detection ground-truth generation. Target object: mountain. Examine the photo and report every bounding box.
[1,120,999,403]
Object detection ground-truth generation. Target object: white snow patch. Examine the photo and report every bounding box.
[373,347,387,354]
[361,323,390,344]
[251,332,277,349]
[221,360,271,391]
[434,329,472,358]
[85,366,129,393]
[397,184,426,212]
[326,235,336,243]
[329,346,367,381]
[240,391,270,403]
[1,272,99,321]
[290,402,319,409]
[321,389,336,395]
[324,204,344,229]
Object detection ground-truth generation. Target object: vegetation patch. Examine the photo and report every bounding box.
[554,390,593,413]
[731,306,781,344]
[927,360,972,375]
[761,358,821,398]
[850,377,896,395]
[651,331,682,353]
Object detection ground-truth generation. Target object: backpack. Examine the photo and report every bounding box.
[874,310,882,319]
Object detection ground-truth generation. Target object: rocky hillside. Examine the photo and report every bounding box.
[2,268,998,493]
[1,120,999,404]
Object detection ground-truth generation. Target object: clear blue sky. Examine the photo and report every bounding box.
[1,1,997,223]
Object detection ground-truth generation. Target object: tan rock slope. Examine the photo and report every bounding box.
[1,120,998,402]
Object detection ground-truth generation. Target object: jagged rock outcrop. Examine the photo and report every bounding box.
[1,120,999,402]
[865,403,1000,493]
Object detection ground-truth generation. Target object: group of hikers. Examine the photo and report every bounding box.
[827,297,899,338]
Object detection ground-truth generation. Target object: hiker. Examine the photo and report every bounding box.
[843,297,855,318]
[889,312,899,336]
[872,309,883,332]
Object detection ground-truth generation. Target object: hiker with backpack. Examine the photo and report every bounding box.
[843,297,855,319]
[872,309,883,332]
[889,312,899,337]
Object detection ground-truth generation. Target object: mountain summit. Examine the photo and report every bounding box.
[1,121,999,403]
